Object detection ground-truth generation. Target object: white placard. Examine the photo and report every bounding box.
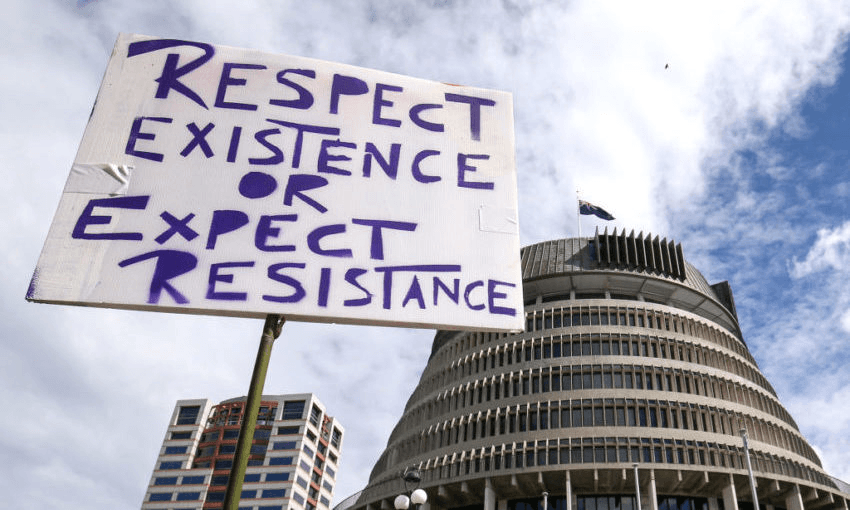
[28,34,523,332]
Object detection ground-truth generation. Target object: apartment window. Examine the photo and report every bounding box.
[241,490,258,499]
[278,426,299,435]
[283,401,306,420]
[215,459,233,470]
[264,489,287,498]
[176,405,200,425]
[228,407,242,425]
[149,493,171,502]
[159,461,181,470]
[269,457,294,466]
[207,491,226,502]
[154,477,178,486]
[176,492,200,501]
[170,431,191,440]
[331,428,342,448]
[310,405,322,426]
[266,472,290,482]
[181,475,204,485]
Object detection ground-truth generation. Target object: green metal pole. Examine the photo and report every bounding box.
[223,314,285,510]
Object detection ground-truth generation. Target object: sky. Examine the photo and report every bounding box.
[3,0,850,508]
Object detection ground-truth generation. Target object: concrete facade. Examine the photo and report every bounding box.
[339,232,850,510]
[141,393,343,510]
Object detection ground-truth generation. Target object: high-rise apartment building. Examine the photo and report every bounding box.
[142,393,343,510]
[341,232,850,510]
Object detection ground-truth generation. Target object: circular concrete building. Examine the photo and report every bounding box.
[341,231,850,510]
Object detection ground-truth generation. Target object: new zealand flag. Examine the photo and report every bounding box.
[579,200,615,221]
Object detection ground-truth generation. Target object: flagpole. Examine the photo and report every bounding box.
[576,190,582,239]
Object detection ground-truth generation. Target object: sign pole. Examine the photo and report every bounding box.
[223,314,286,510]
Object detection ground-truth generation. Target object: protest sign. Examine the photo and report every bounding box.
[28,34,522,331]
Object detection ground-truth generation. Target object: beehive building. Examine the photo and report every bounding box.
[342,231,850,510]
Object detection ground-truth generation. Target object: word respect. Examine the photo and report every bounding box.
[123,39,500,191]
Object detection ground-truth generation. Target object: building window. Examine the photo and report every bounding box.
[159,461,182,470]
[310,405,322,426]
[206,491,225,502]
[278,426,300,435]
[176,405,200,425]
[181,475,205,485]
[266,472,291,482]
[283,401,306,420]
[269,456,294,466]
[170,431,191,440]
[273,441,297,450]
[149,493,171,502]
[176,491,200,501]
[264,489,287,498]
[154,477,178,486]
[201,431,219,442]
[330,428,342,448]
[215,459,233,470]
[241,489,258,499]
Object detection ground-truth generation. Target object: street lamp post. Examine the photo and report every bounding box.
[633,463,642,510]
[740,429,761,510]
[394,469,428,510]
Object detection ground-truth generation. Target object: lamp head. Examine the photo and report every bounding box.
[411,489,428,505]
[394,495,410,510]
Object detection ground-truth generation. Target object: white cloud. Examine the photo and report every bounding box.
[791,221,850,277]
[4,1,850,508]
